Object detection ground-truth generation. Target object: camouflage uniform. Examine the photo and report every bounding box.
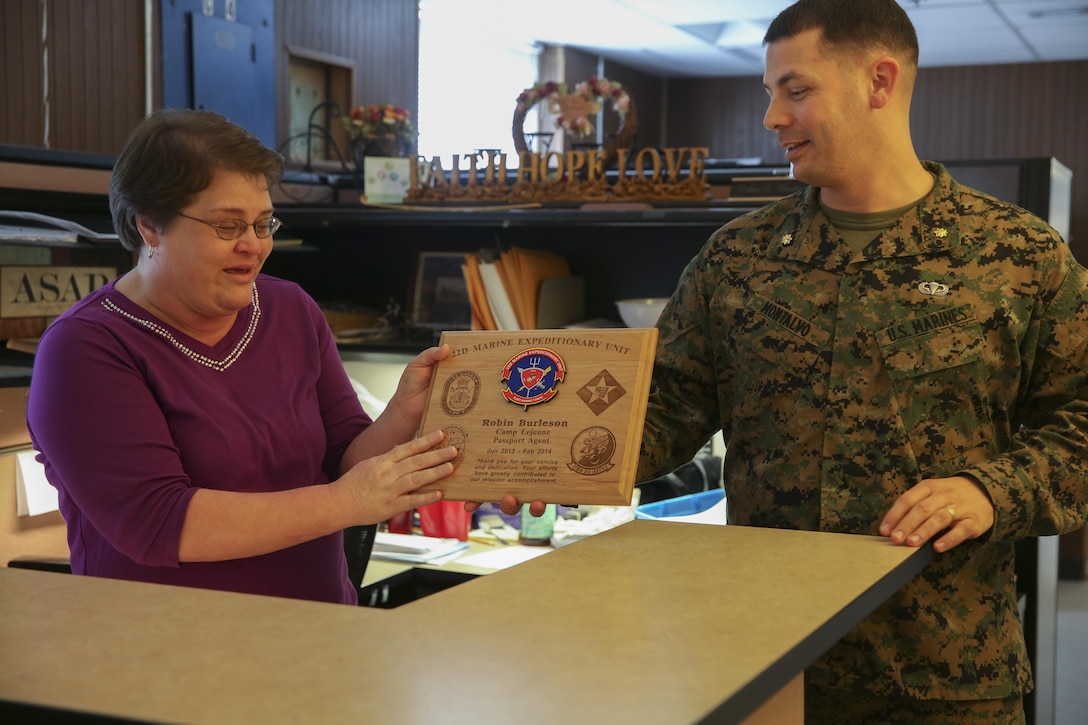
[638,162,1088,700]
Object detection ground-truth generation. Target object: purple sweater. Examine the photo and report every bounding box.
[27,275,371,604]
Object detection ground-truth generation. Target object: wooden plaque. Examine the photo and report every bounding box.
[416,328,658,505]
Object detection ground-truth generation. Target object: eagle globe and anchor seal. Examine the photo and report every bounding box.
[501,348,566,409]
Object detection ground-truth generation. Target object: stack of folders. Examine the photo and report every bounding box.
[462,246,581,330]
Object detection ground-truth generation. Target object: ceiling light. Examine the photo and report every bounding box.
[715,20,768,49]
[1028,6,1088,19]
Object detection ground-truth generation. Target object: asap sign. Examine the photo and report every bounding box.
[1,266,116,318]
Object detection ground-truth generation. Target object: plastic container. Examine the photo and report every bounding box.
[635,488,726,524]
[519,503,557,545]
[615,298,668,328]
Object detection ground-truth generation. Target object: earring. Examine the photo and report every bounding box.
[147,244,156,259]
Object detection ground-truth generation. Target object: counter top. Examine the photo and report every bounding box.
[0,521,930,724]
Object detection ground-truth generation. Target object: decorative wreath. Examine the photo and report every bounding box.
[512,76,638,171]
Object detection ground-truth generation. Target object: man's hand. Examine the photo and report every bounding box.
[879,475,994,553]
[464,496,548,517]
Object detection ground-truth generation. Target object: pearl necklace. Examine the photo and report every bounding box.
[101,285,261,372]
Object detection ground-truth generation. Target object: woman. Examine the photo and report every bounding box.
[27,109,456,604]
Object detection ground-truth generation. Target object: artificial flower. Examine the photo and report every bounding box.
[515,76,630,138]
[343,102,416,155]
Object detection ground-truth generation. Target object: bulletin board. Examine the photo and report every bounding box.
[160,0,276,149]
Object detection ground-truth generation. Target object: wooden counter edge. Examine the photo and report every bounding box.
[699,540,933,724]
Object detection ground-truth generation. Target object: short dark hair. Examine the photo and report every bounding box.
[109,109,285,251]
[764,0,919,68]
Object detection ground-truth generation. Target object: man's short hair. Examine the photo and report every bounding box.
[764,0,919,68]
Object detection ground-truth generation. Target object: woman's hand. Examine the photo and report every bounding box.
[180,430,457,562]
[335,429,457,525]
[345,345,451,471]
[385,344,451,432]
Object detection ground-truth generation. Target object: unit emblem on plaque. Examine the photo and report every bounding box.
[441,425,468,469]
[576,369,627,416]
[441,371,481,416]
[568,426,617,475]
[501,348,565,409]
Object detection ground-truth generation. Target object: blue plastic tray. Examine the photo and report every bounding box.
[635,488,726,520]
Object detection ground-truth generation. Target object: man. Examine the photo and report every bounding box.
[635,0,1088,721]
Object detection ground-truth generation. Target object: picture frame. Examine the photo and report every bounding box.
[411,252,472,330]
[363,156,412,204]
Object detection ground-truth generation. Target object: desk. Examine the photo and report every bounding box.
[0,521,930,724]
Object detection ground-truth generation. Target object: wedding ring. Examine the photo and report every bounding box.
[945,505,956,519]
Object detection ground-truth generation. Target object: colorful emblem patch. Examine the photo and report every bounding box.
[501,347,565,409]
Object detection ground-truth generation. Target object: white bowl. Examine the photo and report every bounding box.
[616,298,668,328]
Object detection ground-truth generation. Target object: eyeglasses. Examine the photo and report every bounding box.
[175,211,282,240]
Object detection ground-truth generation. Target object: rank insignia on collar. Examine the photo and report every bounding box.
[501,348,565,410]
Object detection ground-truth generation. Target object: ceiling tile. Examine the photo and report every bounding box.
[422,0,1088,77]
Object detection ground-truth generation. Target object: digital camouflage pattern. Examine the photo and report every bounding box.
[805,678,1024,723]
[637,162,1088,699]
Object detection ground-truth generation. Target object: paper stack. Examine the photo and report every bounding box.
[371,532,470,564]
[0,210,120,244]
[461,247,573,330]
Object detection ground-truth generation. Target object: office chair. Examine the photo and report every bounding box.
[343,524,378,599]
[7,557,72,574]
